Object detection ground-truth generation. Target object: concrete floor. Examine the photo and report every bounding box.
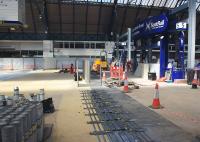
[0,70,199,141]
[127,78,200,138]
[0,70,96,142]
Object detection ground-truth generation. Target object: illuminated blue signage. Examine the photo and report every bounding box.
[132,14,168,39]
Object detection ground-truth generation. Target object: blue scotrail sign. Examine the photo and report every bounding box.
[132,14,168,39]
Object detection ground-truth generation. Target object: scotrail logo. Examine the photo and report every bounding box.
[146,20,165,30]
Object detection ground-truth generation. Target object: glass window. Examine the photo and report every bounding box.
[96,43,105,49]
[75,43,84,48]
[85,43,90,48]
[91,43,95,49]
[70,42,75,48]
[64,43,69,48]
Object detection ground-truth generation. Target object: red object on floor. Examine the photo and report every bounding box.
[102,71,106,81]
[122,71,126,81]
[70,64,74,74]
[151,83,161,109]
[192,71,198,89]
[123,77,129,93]
[152,98,160,109]
[110,66,123,79]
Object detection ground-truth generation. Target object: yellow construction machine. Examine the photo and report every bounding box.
[92,51,109,72]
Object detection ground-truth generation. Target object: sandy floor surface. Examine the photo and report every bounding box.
[0,70,96,142]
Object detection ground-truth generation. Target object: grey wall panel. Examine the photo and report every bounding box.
[24,58,34,70]
[56,58,76,69]
[43,58,56,69]
[0,58,4,70]
[2,58,13,70]
[35,58,44,69]
[13,58,23,70]
[0,57,93,70]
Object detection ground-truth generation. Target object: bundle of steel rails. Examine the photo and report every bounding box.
[80,90,154,142]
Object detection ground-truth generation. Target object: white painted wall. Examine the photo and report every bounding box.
[149,63,160,78]
[105,42,114,58]
[43,57,56,70]
[0,40,112,70]
[54,41,114,58]
[54,48,102,57]
[0,41,43,51]
[43,40,53,57]
[134,63,160,79]
[0,0,25,23]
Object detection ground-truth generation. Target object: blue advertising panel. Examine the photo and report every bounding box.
[132,14,168,39]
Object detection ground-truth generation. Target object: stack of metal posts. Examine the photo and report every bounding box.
[81,90,153,142]
[0,87,44,142]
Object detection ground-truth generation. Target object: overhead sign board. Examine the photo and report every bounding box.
[176,22,187,31]
[132,14,168,39]
[0,0,25,25]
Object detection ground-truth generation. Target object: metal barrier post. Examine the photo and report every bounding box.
[77,60,79,87]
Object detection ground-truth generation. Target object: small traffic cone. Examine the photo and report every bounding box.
[102,71,106,81]
[150,83,163,109]
[192,71,198,89]
[123,77,129,93]
[122,71,126,80]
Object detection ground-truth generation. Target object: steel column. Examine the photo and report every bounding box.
[127,28,131,61]
[85,0,89,39]
[188,0,196,68]
[160,36,168,78]
[97,0,103,39]
[73,0,75,40]
[43,0,49,33]
[178,31,185,70]
[58,0,63,34]
[30,0,37,34]
[108,0,118,37]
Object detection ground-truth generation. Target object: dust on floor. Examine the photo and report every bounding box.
[127,78,200,137]
[0,70,96,142]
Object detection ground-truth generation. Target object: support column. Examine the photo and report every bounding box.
[43,40,56,69]
[84,59,90,84]
[188,0,196,68]
[160,36,168,78]
[178,32,185,70]
[127,28,131,61]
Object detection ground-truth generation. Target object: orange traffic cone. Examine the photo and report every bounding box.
[123,77,129,93]
[122,71,126,80]
[150,83,162,109]
[102,71,106,81]
[192,71,198,89]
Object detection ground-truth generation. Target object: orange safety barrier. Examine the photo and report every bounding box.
[110,66,123,80]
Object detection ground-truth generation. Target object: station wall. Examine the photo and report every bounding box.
[134,63,160,79]
[0,40,43,51]
[0,57,93,70]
